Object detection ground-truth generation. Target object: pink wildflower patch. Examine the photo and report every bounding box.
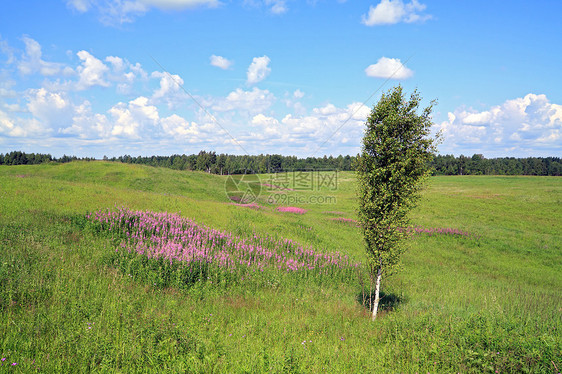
[276,206,307,214]
[229,202,264,210]
[86,207,360,275]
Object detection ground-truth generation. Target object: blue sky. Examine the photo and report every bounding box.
[0,0,561,158]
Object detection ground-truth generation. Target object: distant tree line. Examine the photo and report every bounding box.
[96,152,562,176]
[1,150,560,176]
[105,152,355,174]
[431,154,561,176]
[0,151,95,165]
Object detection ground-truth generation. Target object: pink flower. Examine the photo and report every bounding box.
[276,206,307,214]
[87,207,361,276]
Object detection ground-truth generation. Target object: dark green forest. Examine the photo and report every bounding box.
[1,150,560,176]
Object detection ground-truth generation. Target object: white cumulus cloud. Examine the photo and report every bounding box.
[212,87,275,114]
[151,71,183,99]
[61,95,209,142]
[245,101,370,153]
[0,113,48,138]
[365,57,413,79]
[66,0,92,12]
[160,114,200,138]
[26,88,75,127]
[0,88,59,138]
[107,96,158,138]
[247,55,271,85]
[61,100,111,139]
[436,93,562,156]
[140,0,220,9]
[0,109,22,137]
[266,0,287,14]
[76,50,110,90]
[210,55,233,70]
[18,36,68,76]
[293,89,304,99]
[361,0,431,26]
[18,44,148,94]
[244,0,288,14]
[66,0,219,25]
[251,113,281,135]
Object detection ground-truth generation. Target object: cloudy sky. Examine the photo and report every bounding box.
[0,0,560,158]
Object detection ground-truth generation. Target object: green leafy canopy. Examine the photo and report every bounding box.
[357,85,439,274]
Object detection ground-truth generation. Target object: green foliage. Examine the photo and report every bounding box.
[2,149,561,176]
[357,85,438,274]
[430,154,562,176]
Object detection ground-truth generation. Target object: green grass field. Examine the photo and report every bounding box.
[0,161,560,373]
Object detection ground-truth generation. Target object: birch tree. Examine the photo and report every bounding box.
[357,86,438,320]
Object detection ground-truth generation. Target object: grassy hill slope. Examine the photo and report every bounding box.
[0,162,560,372]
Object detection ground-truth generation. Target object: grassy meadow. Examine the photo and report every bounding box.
[0,161,560,373]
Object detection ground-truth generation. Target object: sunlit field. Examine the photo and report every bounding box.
[0,161,560,372]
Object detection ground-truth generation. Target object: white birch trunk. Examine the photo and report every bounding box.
[371,268,382,321]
